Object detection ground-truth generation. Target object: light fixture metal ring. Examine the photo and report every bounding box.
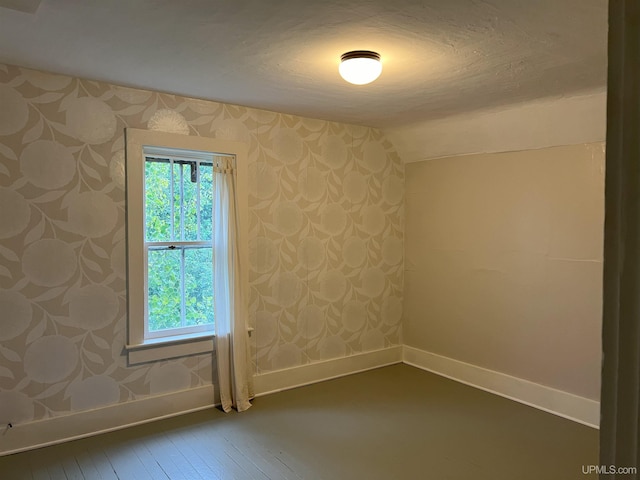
[340,50,381,62]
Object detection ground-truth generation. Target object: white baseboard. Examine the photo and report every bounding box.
[1,347,403,456]
[2,344,597,456]
[403,345,600,429]
[0,385,215,456]
[253,346,403,397]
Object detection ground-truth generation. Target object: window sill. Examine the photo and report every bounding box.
[125,332,214,365]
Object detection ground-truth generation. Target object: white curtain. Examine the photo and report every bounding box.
[213,155,253,412]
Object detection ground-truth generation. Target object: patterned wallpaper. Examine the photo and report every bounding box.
[0,63,403,425]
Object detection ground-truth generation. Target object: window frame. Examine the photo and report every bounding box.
[143,150,218,340]
[124,128,248,365]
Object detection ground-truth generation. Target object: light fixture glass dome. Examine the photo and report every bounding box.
[339,51,382,85]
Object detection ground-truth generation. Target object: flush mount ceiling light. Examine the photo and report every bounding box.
[339,50,382,85]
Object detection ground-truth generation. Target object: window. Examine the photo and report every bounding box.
[143,148,218,339]
[125,128,248,364]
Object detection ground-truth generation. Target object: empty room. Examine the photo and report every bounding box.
[1,1,638,479]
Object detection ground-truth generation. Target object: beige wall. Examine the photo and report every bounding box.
[404,143,604,400]
[0,63,403,426]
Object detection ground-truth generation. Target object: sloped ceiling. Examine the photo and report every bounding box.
[0,0,607,129]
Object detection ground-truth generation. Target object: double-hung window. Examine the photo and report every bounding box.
[125,128,246,365]
[144,147,217,339]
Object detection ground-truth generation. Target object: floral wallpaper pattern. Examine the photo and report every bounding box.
[0,63,404,425]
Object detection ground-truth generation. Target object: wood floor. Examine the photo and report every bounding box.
[0,364,599,479]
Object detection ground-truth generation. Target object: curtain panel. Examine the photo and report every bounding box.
[213,155,253,412]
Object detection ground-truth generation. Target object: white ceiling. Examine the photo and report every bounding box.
[0,0,607,129]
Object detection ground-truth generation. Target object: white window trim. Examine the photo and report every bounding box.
[124,128,248,365]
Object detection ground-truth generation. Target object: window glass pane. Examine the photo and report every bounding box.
[181,162,199,241]
[184,247,214,327]
[147,248,181,332]
[145,160,172,242]
[199,163,213,241]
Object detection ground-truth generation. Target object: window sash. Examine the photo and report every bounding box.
[144,156,213,244]
[143,242,214,339]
